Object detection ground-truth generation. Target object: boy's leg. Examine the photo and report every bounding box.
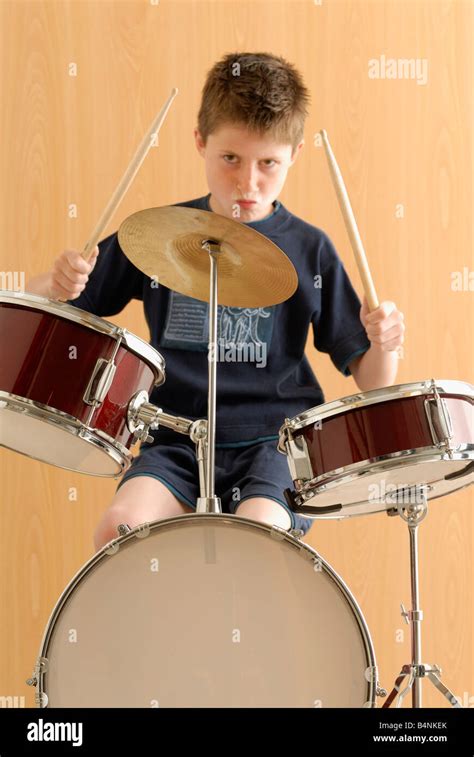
[93,476,194,552]
[219,441,312,536]
[234,496,291,530]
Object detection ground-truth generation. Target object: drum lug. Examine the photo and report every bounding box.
[26,656,49,689]
[365,665,387,698]
[25,676,49,706]
[269,524,287,540]
[423,382,454,452]
[83,331,124,408]
[83,358,117,407]
[285,436,313,481]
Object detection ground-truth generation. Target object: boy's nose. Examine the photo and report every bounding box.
[237,171,259,195]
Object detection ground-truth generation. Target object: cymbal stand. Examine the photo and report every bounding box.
[383,485,461,708]
[197,239,222,513]
[126,238,223,514]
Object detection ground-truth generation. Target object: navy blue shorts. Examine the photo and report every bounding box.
[116,436,313,536]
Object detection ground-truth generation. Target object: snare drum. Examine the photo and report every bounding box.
[0,290,165,476]
[278,380,474,519]
[28,515,378,708]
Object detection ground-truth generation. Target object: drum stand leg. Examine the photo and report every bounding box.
[383,486,461,709]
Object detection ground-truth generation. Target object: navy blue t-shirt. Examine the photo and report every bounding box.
[68,193,370,445]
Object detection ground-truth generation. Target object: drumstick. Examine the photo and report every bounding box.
[81,87,179,263]
[320,129,379,311]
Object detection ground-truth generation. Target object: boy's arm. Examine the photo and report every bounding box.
[349,296,404,391]
[349,345,399,391]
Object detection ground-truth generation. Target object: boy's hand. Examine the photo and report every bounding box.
[360,295,405,352]
[49,246,99,300]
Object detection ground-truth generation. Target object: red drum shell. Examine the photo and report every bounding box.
[0,296,164,476]
[295,394,473,479]
[280,382,474,518]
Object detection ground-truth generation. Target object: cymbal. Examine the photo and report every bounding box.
[117,206,298,307]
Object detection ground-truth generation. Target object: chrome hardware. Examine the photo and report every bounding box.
[401,602,423,624]
[83,330,123,408]
[364,665,379,683]
[127,390,154,443]
[134,522,151,539]
[104,539,121,556]
[155,412,195,436]
[286,435,313,481]
[83,358,117,406]
[270,525,287,540]
[35,692,48,707]
[289,528,304,539]
[127,391,196,443]
[396,485,429,524]
[26,656,49,688]
[189,419,208,443]
[277,419,295,453]
[400,602,410,625]
[424,380,454,450]
[364,665,387,699]
[341,393,365,404]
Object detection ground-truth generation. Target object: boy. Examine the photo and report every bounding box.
[26,52,405,551]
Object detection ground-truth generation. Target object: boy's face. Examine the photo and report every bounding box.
[194,123,303,222]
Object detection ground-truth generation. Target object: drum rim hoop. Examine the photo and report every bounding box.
[291,446,474,510]
[0,391,130,476]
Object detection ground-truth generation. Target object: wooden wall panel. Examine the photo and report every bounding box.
[1,0,472,709]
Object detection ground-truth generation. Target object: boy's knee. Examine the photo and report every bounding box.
[93,503,135,552]
[92,478,194,553]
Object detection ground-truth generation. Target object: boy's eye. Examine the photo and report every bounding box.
[222,155,276,167]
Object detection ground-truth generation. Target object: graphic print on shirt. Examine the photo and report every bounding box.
[159,291,274,368]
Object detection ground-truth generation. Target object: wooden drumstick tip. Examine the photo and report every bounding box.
[171,87,178,96]
[320,129,328,140]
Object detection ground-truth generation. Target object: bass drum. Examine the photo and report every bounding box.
[28,515,379,708]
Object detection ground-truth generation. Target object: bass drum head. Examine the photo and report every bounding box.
[0,400,128,476]
[38,515,376,708]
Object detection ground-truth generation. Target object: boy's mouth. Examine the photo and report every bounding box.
[236,200,257,207]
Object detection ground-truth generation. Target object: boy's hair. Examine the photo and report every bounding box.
[197,52,311,153]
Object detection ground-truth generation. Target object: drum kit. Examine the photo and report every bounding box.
[0,90,472,708]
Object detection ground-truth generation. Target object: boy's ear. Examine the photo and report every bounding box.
[290,139,305,165]
[194,128,206,156]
